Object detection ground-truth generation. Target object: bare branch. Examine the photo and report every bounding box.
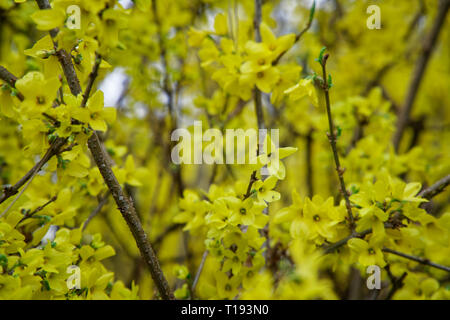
[81,53,102,108]
[0,137,66,206]
[192,250,209,292]
[272,0,315,65]
[83,192,110,231]
[0,66,24,100]
[33,0,174,299]
[323,228,373,254]
[419,174,450,200]
[393,0,450,151]
[382,247,450,273]
[319,53,355,232]
[18,195,58,224]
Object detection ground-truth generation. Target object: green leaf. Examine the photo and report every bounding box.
[309,0,316,24]
[316,46,327,64]
[0,254,7,268]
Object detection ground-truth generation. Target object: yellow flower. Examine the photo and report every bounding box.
[284,78,319,107]
[215,272,240,299]
[302,195,340,242]
[213,13,228,36]
[254,134,298,180]
[228,197,265,226]
[73,90,116,132]
[252,176,280,203]
[348,237,386,267]
[31,8,65,31]
[15,72,60,117]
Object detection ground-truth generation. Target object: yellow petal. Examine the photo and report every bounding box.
[214,13,228,35]
[90,118,107,132]
[31,8,65,31]
[101,107,117,124]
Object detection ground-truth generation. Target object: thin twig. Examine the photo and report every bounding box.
[385,265,408,300]
[323,228,373,254]
[319,53,355,232]
[392,0,450,151]
[83,192,110,231]
[382,247,450,273]
[0,66,24,100]
[0,166,38,218]
[81,53,102,108]
[18,195,57,224]
[152,0,184,197]
[418,174,450,200]
[0,137,66,205]
[192,250,209,292]
[272,0,315,65]
[153,224,183,249]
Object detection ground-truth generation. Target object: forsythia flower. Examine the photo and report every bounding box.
[284,78,319,107]
[15,72,60,117]
[72,90,116,132]
[348,237,386,267]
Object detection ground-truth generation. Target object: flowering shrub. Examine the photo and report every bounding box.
[0,0,449,300]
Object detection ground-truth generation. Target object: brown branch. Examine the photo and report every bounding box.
[392,0,450,152]
[272,0,315,65]
[385,265,408,300]
[18,195,57,224]
[56,49,82,96]
[153,223,183,249]
[253,0,262,42]
[192,250,209,292]
[419,174,450,200]
[319,53,355,232]
[0,137,66,205]
[82,192,110,231]
[305,130,314,197]
[87,129,174,299]
[81,53,101,108]
[382,247,450,273]
[34,0,173,299]
[0,66,24,101]
[152,0,184,197]
[243,171,258,200]
[35,0,58,38]
[323,228,373,254]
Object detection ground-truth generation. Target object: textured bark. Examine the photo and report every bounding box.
[33,0,174,300]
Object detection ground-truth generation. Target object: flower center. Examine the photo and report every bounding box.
[240,208,246,215]
[225,284,232,291]
[313,214,320,222]
[36,96,46,105]
[256,71,264,79]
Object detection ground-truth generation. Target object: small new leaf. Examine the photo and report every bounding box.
[315,46,327,64]
[309,1,316,24]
